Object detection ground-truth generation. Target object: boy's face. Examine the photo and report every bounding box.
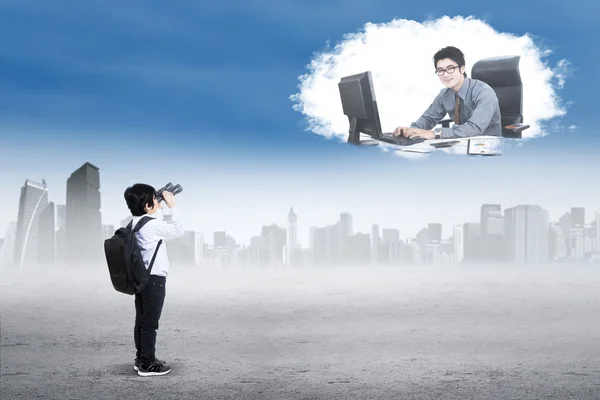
[144,195,160,214]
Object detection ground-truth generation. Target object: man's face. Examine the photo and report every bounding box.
[436,58,465,90]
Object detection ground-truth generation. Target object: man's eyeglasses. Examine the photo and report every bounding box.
[435,65,460,76]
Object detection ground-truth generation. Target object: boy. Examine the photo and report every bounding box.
[124,183,184,377]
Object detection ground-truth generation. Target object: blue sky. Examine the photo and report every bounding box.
[1,0,599,243]
[1,0,598,152]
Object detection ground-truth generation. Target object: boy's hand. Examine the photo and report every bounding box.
[163,191,176,208]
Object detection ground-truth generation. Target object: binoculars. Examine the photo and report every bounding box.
[156,182,183,203]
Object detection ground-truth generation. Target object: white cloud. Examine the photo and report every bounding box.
[291,15,569,147]
[568,125,577,131]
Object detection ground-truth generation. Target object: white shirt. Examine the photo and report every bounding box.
[131,207,184,277]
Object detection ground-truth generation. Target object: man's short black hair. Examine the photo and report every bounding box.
[124,183,156,217]
[434,46,468,78]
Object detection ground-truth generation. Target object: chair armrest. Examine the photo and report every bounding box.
[505,123,530,134]
[440,118,453,128]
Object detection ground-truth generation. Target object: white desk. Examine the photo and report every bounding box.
[358,135,503,156]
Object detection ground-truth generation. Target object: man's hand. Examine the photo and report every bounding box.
[402,128,435,139]
[392,126,410,137]
[163,191,176,208]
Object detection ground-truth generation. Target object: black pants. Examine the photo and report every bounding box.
[134,275,166,366]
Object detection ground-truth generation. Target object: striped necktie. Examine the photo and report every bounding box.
[453,94,461,125]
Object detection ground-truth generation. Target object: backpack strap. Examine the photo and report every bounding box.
[147,240,162,274]
[131,216,163,274]
[133,216,154,232]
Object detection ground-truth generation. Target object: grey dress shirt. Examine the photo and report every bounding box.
[410,78,502,138]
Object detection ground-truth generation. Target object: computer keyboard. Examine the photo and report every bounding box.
[380,133,426,146]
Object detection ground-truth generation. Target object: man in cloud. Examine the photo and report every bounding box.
[394,46,501,140]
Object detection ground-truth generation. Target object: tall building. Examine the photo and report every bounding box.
[226,235,238,265]
[484,210,504,235]
[481,209,505,262]
[379,228,403,265]
[214,231,226,249]
[340,213,353,238]
[287,207,298,266]
[427,223,442,244]
[453,225,464,264]
[311,224,339,266]
[261,224,286,266]
[571,207,585,228]
[548,223,566,260]
[481,204,502,236]
[213,231,227,266]
[462,223,481,261]
[66,162,103,265]
[14,179,52,267]
[345,233,371,265]
[38,201,56,265]
[505,205,549,265]
[194,233,204,266]
[558,212,572,256]
[56,204,67,264]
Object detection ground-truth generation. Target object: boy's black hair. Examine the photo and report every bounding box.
[433,46,468,78]
[124,183,156,217]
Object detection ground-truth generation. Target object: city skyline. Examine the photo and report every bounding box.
[2,160,600,250]
[2,175,600,249]
[1,163,599,269]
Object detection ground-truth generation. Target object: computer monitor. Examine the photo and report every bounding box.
[338,71,384,145]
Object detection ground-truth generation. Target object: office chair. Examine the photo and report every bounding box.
[439,55,530,139]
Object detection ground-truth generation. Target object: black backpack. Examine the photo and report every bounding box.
[104,216,162,295]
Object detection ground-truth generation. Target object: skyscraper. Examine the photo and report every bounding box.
[453,225,463,264]
[38,201,56,265]
[480,209,505,262]
[194,233,204,266]
[427,223,442,244]
[558,212,572,256]
[505,205,549,265]
[571,207,585,228]
[345,233,371,265]
[214,231,226,249]
[287,207,297,266]
[481,204,501,236]
[548,223,566,260]
[56,204,67,264]
[261,224,286,266]
[462,223,481,261]
[340,213,353,238]
[380,228,402,265]
[310,226,329,265]
[14,179,52,267]
[66,162,103,265]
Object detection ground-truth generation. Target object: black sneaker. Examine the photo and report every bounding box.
[134,358,166,372]
[137,359,171,377]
